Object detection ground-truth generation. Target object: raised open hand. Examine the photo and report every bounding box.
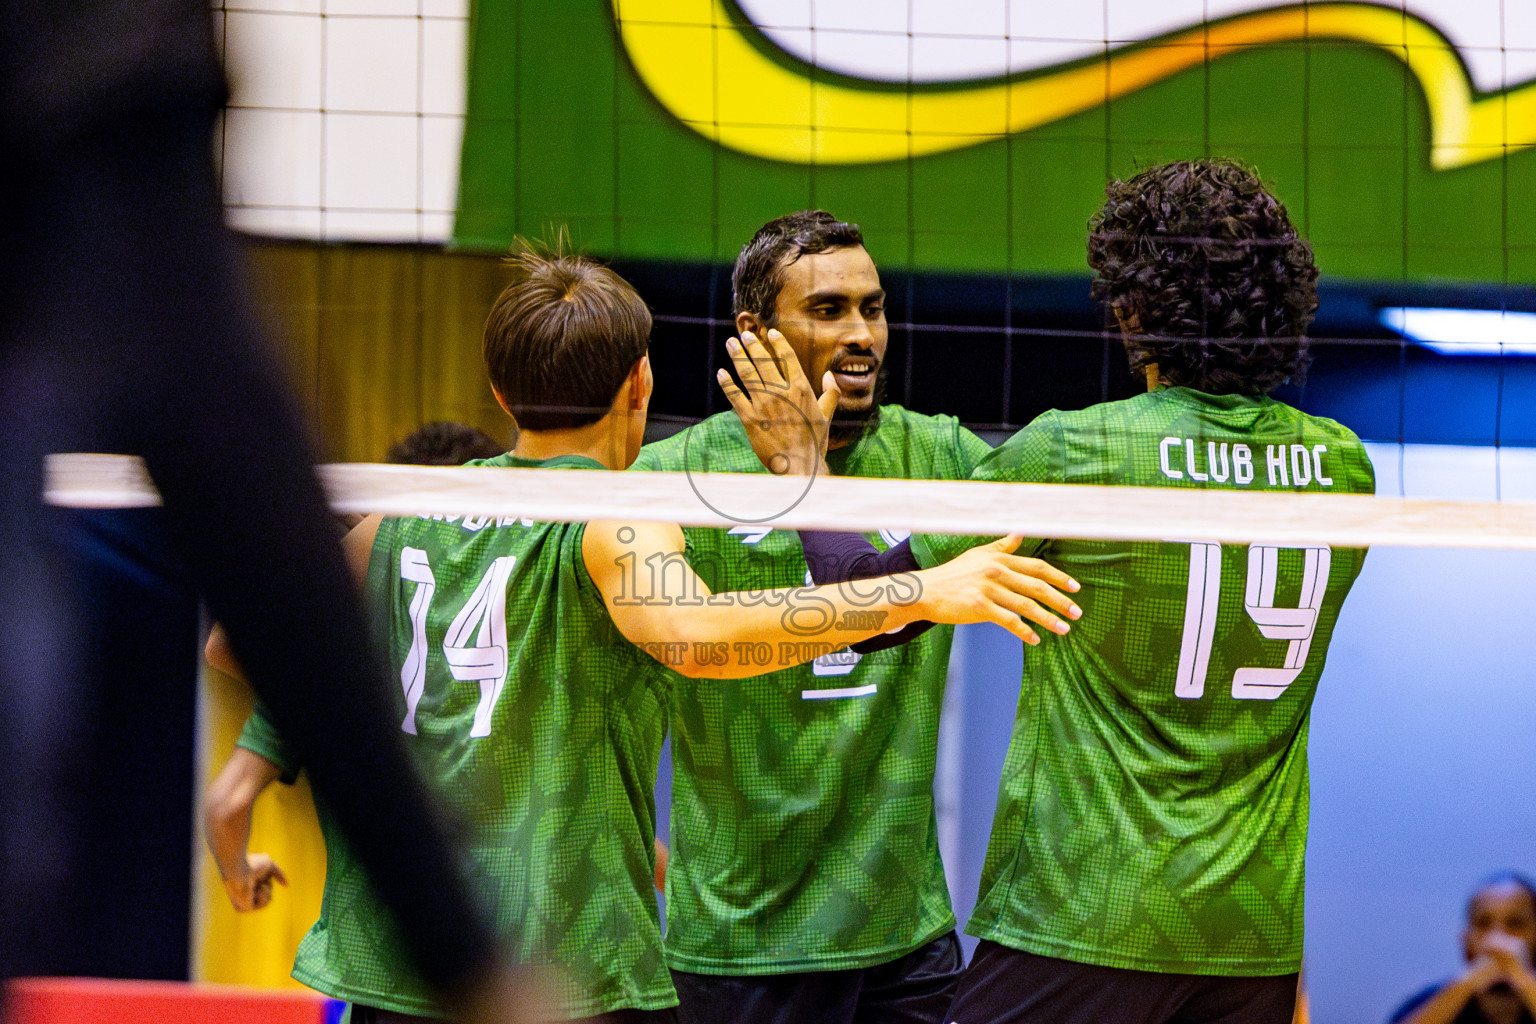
[716,329,839,477]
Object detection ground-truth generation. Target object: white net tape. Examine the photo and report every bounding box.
[44,453,1536,550]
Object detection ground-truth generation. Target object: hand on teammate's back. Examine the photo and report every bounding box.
[912,534,1082,645]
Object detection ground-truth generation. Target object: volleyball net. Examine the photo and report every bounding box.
[43,452,1536,551]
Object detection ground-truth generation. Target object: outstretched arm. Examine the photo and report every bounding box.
[583,520,1078,678]
[203,746,289,912]
[717,326,1080,652]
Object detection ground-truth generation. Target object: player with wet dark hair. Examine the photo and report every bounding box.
[732,210,868,328]
[730,209,887,447]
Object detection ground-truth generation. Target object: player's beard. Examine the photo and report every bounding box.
[827,367,886,448]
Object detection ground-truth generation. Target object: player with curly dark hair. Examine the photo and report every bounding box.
[917,158,1372,1024]
[1088,158,1318,395]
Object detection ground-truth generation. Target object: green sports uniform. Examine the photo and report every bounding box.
[631,406,991,973]
[912,387,1375,976]
[237,704,438,1011]
[240,453,674,1018]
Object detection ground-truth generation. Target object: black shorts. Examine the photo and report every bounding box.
[945,942,1299,1024]
[349,1002,680,1024]
[578,1011,681,1024]
[671,931,965,1024]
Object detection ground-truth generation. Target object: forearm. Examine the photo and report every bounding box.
[799,534,933,652]
[1509,969,1536,1015]
[203,747,285,908]
[203,790,255,886]
[800,532,917,584]
[652,579,925,678]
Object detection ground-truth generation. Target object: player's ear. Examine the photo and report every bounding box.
[736,311,765,337]
[490,383,515,419]
[627,355,652,410]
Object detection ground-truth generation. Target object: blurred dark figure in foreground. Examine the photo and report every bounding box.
[1390,874,1536,1024]
[0,3,534,1019]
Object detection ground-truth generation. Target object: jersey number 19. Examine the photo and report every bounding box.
[1173,542,1331,701]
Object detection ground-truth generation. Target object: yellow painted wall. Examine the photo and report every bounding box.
[245,241,514,464]
[194,665,327,988]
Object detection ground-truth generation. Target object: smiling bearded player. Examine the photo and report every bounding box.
[629,210,1039,1024]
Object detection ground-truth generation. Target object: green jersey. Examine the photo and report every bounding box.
[245,453,675,1018]
[913,388,1375,976]
[631,406,991,973]
[237,704,437,1012]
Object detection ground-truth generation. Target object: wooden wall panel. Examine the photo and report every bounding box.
[244,242,323,429]
[314,247,426,463]
[417,252,515,450]
[243,241,513,463]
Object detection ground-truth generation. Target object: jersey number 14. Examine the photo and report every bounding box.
[1174,542,1331,701]
[398,547,517,737]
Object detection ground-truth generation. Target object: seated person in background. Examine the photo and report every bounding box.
[1390,873,1536,1024]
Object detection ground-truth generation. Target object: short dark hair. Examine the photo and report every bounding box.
[733,210,866,323]
[1468,872,1536,921]
[1087,159,1318,395]
[385,421,506,465]
[483,240,651,431]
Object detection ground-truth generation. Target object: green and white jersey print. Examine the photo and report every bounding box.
[238,704,444,1015]
[913,388,1375,976]
[632,406,991,973]
[260,453,674,1018]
